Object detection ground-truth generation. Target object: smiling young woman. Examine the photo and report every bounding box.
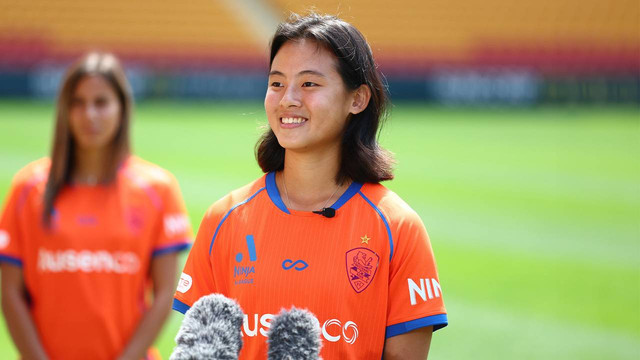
[173,14,448,359]
[0,53,192,360]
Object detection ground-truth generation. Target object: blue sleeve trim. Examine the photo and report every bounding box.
[172,298,191,314]
[386,314,448,338]
[357,190,394,260]
[209,187,266,255]
[331,181,363,210]
[152,242,191,257]
[0,254,23,267]
[265,171,290,214]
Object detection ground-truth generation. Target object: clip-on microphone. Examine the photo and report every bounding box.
[312,207,335,218]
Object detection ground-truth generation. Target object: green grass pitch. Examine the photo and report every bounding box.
[0,100,638,359]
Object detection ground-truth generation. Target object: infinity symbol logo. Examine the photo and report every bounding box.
[282,259,308,271]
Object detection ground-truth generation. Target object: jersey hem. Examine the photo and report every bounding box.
[0,254,23,267]
[152,241,192,257]
[385,314,448,338]
[172,298,191,314]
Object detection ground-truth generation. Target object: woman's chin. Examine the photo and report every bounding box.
[74,139,111,153]
[277,138,305,151]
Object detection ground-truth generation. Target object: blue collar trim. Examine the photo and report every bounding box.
[266,172,290,214]
[266,172,363,214]
[332,181,363,210]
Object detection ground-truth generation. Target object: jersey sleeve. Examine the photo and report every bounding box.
[172,208,218,314]
[385,210,448,338]
[0,178,27,267]
[151,173,193,257]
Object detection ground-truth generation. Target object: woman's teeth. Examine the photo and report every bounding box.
[281,117,307,124]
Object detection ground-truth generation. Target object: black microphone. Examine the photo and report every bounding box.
[267,307,323,360]
[312,207,335,218]
[170,294,244,360]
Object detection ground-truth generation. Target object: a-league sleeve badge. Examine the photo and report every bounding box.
[346,247,380,293]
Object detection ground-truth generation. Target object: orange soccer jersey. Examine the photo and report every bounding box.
[174,172,447,359]
[0,156,192,359]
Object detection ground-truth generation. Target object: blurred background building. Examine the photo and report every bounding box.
[0,0,638,104]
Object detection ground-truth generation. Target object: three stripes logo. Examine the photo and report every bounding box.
[234,235,257,285]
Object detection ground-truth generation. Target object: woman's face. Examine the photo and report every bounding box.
[69,75,121,152]
[265,39,358,153]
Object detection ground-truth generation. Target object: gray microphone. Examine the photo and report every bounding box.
[170,294,244,360]
[267,307,323,360]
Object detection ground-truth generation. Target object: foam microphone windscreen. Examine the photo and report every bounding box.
[267,307,323,360]
[170,294,244,360]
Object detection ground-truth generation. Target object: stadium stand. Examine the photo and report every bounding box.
[0,0,637,102]
[0,0,264,69]
[269,0,640,74]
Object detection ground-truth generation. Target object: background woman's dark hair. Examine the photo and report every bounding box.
[255,13,394,184]
[43,52,133,226]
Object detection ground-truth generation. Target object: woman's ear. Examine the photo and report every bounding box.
[349,84,372,115]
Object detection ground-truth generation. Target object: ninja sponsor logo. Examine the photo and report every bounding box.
[407,278,442,305]
[234,266,255,285]
[234,235,257,285]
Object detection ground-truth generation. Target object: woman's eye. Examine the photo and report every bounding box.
[95,98,108,107]
[270,81,283,87]
[302,82,318,87]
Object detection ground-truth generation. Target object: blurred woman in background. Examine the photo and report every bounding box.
[0,52,192,359]
[173,14,447,359]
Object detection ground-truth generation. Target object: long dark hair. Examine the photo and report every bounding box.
[255,13,394,184]
[43,52,133,226]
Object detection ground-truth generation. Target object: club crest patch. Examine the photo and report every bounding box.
[346,247,380,293]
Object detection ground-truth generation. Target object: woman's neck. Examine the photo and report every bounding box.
[72,148,110,185]
[279,149,350,212]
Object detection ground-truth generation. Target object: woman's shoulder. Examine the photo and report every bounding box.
[202,174,268,221]
[359,182,421,223]
[121,155,178,188]
[10,157,50,189]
